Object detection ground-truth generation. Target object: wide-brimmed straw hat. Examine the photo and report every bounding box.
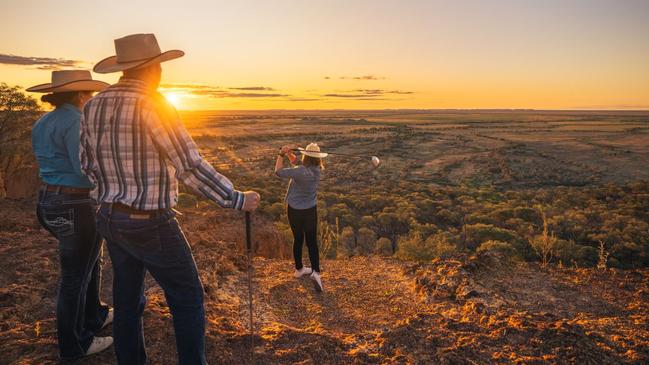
[26,70,109,93]
[301,143,328,158]
[94,33,184,74]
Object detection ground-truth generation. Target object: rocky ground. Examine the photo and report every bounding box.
[1,199,647,364]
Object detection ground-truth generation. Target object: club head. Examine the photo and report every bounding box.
[371,156,380,167]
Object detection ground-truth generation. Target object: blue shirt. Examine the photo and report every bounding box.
[276,165,321,209]
[32,103,93,188]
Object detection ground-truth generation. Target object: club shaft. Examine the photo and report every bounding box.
[291,148,368,158]
[245,212,254,362]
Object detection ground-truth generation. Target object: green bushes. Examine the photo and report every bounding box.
[395,231,457,262]
[476,240,520,262]
[375,237,393,256]
[355,227,376,255]
[465,223,517,249]
[177,193,198,208]
[337,227,355,258]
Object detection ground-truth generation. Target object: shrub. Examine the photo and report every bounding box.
[355,227,376,255]
[465,223,517,249]
[375,237,393,256]
[265,202,285,220]
[577,246,598,267]
[396,231,457,262]
[529,207,558,266]
[555,239,580,265]
[337,227,356,258]
[177,193,198,208]
[476,240,521,264]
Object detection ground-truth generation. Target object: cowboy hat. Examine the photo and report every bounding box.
[94,33,184,74]
[301,143,328,158]
[26,70,109,93]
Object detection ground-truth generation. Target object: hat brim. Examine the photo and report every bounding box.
[26,80,110,93]
[93,50,185,74]
[302,151,328,158]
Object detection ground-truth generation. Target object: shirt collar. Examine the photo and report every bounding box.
[117,77,157,92]
[59,103,81,114]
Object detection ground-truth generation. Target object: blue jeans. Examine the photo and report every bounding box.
[96,205,206,365]
[36,190,110,359]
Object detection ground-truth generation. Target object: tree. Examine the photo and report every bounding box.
[0,84,42,198]
[0,83,41,154]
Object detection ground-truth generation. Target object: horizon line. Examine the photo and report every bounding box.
[178,108,649,113]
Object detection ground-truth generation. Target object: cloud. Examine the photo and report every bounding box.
[324,93,382,98]
[222,92,287,98]
[228,86,275,91]
[0,53,84,70]
[159,83,216,90]
[289,97,321,102]
[353,89,414,95]
[159,83,287,98]
[339,75,387,81]
[322,89,414,99]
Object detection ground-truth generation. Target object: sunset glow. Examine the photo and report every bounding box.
[162,91,184,109]
[1,0,648,110]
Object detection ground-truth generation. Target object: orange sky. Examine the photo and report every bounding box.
[1,0,648,110]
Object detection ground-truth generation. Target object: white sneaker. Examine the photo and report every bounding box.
[101,308,114,329]
[294,267,313,278]
[85,336,113,356]
[310,271,323,292]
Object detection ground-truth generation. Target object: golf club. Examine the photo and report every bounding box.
[244,212,254,362]
[291,147,381,168]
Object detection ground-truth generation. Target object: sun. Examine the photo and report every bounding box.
[162,91,183,109]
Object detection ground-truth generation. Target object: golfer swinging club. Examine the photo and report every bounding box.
[275,143,326,292]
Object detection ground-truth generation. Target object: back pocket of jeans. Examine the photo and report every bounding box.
[43,209,75,238]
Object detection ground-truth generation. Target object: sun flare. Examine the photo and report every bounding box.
[162,91,183,109]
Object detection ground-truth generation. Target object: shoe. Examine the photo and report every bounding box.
[101,308,114,329]
[85,336,113,356]
[310,271,323,292]
[294,267,313,278]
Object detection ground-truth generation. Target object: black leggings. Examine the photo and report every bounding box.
[287,205,320,273]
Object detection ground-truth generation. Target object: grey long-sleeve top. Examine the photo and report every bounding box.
[276,165,321,209]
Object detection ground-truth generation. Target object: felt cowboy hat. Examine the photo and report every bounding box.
[300,143,328,158]
[26,70,109,93]
[93,33,184,74]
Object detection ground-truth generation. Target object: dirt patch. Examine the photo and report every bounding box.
[1,200,648,364]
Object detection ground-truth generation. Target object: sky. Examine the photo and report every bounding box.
[1,0,648,110]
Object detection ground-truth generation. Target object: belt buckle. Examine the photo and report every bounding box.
[129,213,150,220]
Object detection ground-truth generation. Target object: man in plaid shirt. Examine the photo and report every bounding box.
[81,33,259,365]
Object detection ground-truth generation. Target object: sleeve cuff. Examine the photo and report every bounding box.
[231,190,245,210]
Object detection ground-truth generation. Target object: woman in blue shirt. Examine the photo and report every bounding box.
[275,143,327,292]
[28,70,114,359]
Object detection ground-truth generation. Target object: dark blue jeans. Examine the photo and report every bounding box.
[36,190,110,359]
[96,205,206,365]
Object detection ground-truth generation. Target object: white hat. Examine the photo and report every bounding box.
[301,143,328,158]
[94,33,184,74]
[26,70,108,93]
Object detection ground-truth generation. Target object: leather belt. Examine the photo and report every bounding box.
[106,203,168,219]
[41,184,91,194]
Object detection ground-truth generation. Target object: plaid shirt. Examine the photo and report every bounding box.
[80,78,244,210]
